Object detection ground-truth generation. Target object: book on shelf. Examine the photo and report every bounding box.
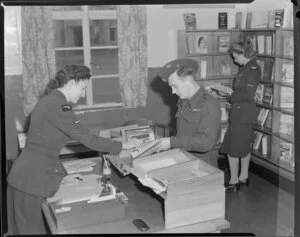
[262,59,274,81]
[257,34,265,55]
[252,131,263,150]
[235,12,243,29]
[183,13,197,31]
[195,34,208,53]
[245,12,252,29]
[218,35,230,53]
[218,12,228,29]
[262,85,273,105]
[283,35,294,58]
[197,60,207,79]
[280,87,294,108]
[279,141,293,163]
[227,12,236,29]
[255,84,264,103]
[264,111,272,129]
[268,10,276,28]
[257,108,270,127]
[281,63,294,83]
[261,135,269,156]
[265,35,273,55]
[251,11,269,28]
[274,9,284,27]
[279,114,294,136]
[256,59,265,79]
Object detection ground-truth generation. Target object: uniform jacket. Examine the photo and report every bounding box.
[229,58,261,124]
[7,89,122,197]
[170,87,221,153]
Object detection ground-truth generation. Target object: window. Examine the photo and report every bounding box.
[52,5,123,110]
[4,6,22,75]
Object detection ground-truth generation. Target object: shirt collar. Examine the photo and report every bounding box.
[187,87,205,109]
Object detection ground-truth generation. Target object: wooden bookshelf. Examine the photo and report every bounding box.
[178,27,295,181]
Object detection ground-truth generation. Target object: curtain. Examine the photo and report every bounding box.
[117,5,148,108]
[21,6,56,116]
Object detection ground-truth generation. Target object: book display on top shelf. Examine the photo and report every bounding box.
[218,12,228,29]
[235,12,243,29]
[183,13,197,31]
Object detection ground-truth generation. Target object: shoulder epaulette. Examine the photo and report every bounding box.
[250,66,257,70]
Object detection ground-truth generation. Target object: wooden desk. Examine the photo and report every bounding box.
[42,158,229,234]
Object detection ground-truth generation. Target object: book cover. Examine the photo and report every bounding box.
[195,34,208,53]
[262,85,273,105]
[218,36,230,53]
[255,84,264,103]
[283,35,294,58]
[279,142,293,163]
[235,12,242,29]
[183,13,197,31]
[252,131,263,150]
[279,114,294,136]
[280,87,294,108]
[245,12,252,29]
[218,12,228,29]
[274,9,284,27]
[281,63,294,83]
[219,59,231,76]
[246,34,257,52]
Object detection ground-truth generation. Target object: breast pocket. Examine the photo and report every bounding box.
[181,111,202,134]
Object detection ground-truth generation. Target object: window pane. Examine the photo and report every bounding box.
[92,77,122,104]
[91,49,118,76]
[88,5,116,10]
[90,20,117,47]
[55,50,84,70]
[54,20,83,48]
[52,6,82,11]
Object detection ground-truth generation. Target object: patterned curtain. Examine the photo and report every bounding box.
[117,5,148,108]
[21,6,56,116]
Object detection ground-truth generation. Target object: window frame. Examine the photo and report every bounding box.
[52,6,123,111]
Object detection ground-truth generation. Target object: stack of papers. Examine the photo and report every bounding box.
[62,159,96,174]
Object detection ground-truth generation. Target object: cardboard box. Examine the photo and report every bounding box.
[131,149,225,229]
[49,198,125,232]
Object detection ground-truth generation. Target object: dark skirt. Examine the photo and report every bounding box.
[220,121,254,158]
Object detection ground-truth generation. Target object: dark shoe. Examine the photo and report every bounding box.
[225,182,240,192]
[239,178,249,186]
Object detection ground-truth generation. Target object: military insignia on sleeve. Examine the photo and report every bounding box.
[61,104,72,112]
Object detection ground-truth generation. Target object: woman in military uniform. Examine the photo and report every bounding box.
[7,65,134,234]
[220,41,261,192]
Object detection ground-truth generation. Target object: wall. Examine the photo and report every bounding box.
[146,0,292,67]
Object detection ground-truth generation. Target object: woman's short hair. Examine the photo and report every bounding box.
[228,40,256,59]
[45,65,91,94]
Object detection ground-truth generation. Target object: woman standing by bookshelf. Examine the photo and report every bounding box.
[220,41,261,192]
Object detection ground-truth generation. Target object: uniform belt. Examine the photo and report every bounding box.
[25,143,60,158]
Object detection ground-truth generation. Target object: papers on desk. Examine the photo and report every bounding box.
[138,176,168,194]
[47,174,103,205]
[62,159,96,174]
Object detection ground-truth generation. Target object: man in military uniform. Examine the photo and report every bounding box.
[156,58,221,167]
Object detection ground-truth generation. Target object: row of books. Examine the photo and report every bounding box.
[185,30,292,58]
[184,6,293,31]
[256,108,272,129]
[194,56,238,79]
[255,84,273,105]
[252,132,294,167]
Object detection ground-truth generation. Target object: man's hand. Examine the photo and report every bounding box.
[156,137,171,152]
